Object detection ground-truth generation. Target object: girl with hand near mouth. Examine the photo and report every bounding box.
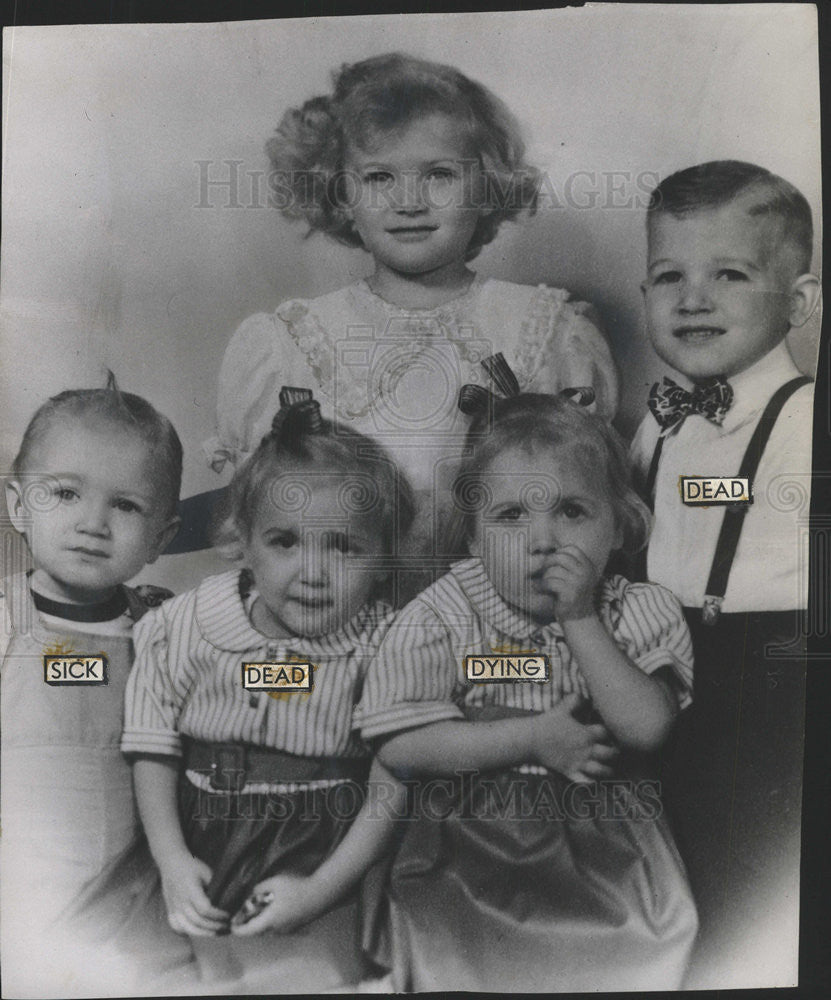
[355,361,697,992]
[198,52,618,598]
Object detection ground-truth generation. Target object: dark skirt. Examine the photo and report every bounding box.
[365,767,697,992]
[178,775,370,992]
[659,609,806,987]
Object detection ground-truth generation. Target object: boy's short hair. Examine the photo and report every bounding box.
[14,373,183,516]
[647,160,813,274]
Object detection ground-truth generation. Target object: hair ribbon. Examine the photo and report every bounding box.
[268,386,326,446]
[458,352,595,415]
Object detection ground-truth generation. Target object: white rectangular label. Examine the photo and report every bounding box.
[43,655,108,685]
[465,654,551,683]
[242,661,313,693]
[679,476,752,506]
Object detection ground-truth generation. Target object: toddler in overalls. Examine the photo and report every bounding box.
[1,376,189,994]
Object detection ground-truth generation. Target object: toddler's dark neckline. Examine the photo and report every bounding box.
[31,584,128,623]
[357,273,484,313]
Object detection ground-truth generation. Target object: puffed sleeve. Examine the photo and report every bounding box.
[208,304,320,473]
[354,598,465,740]
[121,604,188,757]
[521,287,620,419]
[601,578,693,710]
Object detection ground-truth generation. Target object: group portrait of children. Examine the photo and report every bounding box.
[0,5,824,995]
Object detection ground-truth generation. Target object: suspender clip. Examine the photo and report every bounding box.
[702,595,723,626]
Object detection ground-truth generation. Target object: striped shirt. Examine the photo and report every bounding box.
[122,570,394,759]
[355,558,693,740]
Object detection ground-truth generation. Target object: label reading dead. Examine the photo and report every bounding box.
[465,655,551,683]
[679,476,752,506]
[43,655,108,686]
[242,661,313,693]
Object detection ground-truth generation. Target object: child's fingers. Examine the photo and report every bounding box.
[544,548,591,574]
[230,904,281,937]
[249,876,279,896]
[585,722,615,743]
[580,759,616,779]
[194,897,231,922]
[187,894,230,928]
[590,741,619,762]
[552,544,592,562]
[566,768,596,785]
[178,905,226,936]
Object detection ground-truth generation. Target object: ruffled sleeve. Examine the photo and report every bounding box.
[121,603,190,757]
[516,286,620,419]
[600,577,693,710]
[209,304,322,473]
[354,597,465,740]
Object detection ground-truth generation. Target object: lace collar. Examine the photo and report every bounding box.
[352,274,485,317]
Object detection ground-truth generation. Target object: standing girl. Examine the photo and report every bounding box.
[201,53,618,592]
[1,378,188,993]
[355,357,698,991]
[122,389,414,993]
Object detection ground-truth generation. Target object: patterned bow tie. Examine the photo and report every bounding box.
[648,376,733,431]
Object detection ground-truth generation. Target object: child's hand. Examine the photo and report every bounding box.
[539,545,601,622]
[159,853,229,937]
[530,693,618,783]
[230,873,331,937]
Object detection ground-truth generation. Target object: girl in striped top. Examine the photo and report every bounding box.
[122,388,414,992]
[355,362,698,991]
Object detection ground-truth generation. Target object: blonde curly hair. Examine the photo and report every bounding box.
[266,52,541,260]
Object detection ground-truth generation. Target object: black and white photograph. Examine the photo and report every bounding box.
[0,4,826,995]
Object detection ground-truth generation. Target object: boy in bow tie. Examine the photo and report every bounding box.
[630,160,820,988]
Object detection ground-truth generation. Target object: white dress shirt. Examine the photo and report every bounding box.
[630,342,813,612]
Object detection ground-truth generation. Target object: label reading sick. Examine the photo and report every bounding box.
[242,661,313,693]
[43,655,108,685]
[680,476,752,506]
[465,655,550,683]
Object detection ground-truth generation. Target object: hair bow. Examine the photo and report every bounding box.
[268,386,326,445]
[458,352,596,416]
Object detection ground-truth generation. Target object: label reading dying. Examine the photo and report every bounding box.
[679,476,752,506]
[242,661,313,693]
[465,654,550,683]
[43,655,108,685]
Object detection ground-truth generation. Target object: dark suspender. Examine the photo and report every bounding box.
[644,376,812,624]
[643,435,665,509]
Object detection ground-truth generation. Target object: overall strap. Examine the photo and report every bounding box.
[701,375,812,624]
